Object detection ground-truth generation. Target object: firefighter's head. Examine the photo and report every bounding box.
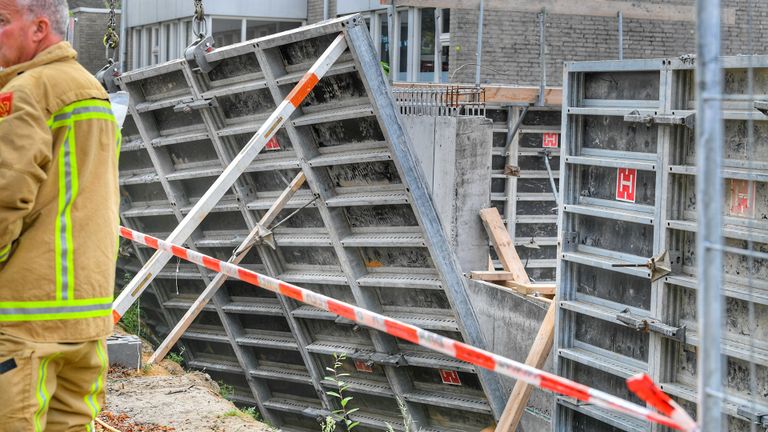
[0,0,68,68]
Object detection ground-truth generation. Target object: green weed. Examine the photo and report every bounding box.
[323,353,360,431]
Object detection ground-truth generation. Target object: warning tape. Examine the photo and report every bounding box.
[118,226,697,431]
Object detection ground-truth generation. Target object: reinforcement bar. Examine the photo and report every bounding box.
[118,225,697,432]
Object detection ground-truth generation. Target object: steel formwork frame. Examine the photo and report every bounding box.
[556,56,768,431]
[487,104,561,281]
[115,15,506,430]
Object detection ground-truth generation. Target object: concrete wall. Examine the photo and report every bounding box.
[402,116,492,274]
[467,279,554,431]
[449,0,768,86]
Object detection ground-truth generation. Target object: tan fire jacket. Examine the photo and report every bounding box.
[0,42,120,342]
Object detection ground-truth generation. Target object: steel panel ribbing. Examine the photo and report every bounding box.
[556,57,768,431]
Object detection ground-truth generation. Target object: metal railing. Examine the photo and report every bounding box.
[393,85,486,117]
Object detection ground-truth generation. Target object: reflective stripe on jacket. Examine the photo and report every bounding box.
[0,42,119,342]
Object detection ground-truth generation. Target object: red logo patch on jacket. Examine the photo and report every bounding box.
[0,92,12,118]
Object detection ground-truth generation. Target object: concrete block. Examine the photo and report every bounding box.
[107,334,142,370]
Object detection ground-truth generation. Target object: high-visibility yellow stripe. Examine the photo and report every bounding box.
[34,354,59,431]
[49,100,117,303]
[84,340,108,432]
[0,309,112,322]
[0,297,113,308]
[49,112,117,129]
[0,244,10,262]
[55,124,78,301]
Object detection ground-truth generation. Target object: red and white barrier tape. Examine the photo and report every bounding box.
[627,373,698,431]
[118,226,698,431]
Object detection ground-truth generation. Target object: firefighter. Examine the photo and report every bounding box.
[0,0,120,430]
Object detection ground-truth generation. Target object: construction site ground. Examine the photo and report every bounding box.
[97,331,272,432]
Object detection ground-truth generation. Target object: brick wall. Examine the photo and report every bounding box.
[307,0,338,23]
[450,0,768,85]
[71,10,120,74]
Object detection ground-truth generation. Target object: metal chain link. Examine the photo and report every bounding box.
[102,0,119,61]
[192,0,207,39]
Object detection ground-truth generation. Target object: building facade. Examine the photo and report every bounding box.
[97,1,768,85]
[67,0,120,74]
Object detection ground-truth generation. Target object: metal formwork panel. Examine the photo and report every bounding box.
[556,57,768,431]
[116,16,503,430]
[487,105,561,281]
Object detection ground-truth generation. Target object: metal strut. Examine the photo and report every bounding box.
[541,149,560,205]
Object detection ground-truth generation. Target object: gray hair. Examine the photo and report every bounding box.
[17,0,70,38]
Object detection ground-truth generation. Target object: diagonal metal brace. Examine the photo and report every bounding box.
[540,149,560,206]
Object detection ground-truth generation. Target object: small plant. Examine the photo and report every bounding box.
[166,351,184,365]
[240,406,261,421]
[218,382,234,399]
[119,301,145,337]
[141,363,153,374]
[321,416,337,432]
[323,353,359,431]
[384,397,422,432]
[222,409,240,417]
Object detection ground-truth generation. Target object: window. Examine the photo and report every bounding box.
[150,26,159,65]
[212,18,242,47]
[246,20,301,40]
[378,12,389,66]
[131,27,141,70]
[397,10,408,82]
[418,8,436,82]
[162,23,172,62]
[369,7,450,83]
[442,9,450,34]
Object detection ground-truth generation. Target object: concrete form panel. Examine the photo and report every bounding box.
[117,16,502,431]
[557,56,768,431]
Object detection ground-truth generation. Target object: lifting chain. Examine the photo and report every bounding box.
[102,0,119,62]
[192,0,208,39]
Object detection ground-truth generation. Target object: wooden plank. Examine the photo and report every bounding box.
[470,272,556,296]
[148,172,307,364]
[469,270,519,282]
[496,299,557,432]
[380,0,736,24]
[504,280,556,296]
[480,208,530,283]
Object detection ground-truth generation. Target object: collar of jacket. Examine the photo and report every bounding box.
[0,42,77,89]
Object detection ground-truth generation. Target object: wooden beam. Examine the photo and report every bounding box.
[480,208,530,284]
[504,280,556,296]
[469,270,520,282]
[380,0,736,24]
[469,272,555,296]
[496,300,557,432]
